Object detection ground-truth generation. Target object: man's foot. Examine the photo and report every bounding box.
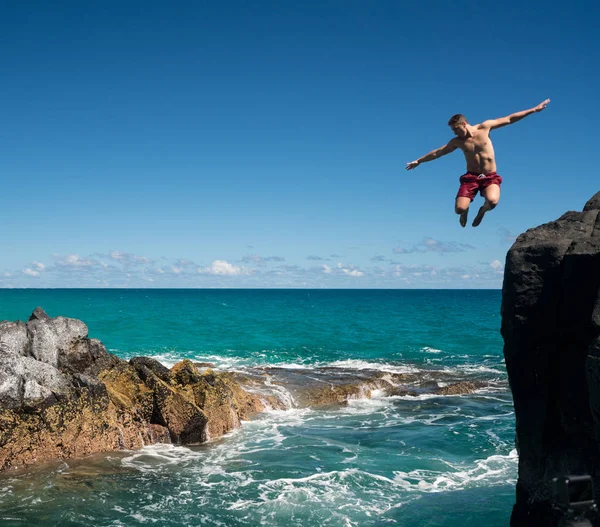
[472,207,486,227]
[459,210,468,228]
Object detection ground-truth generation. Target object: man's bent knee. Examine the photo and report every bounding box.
[486,198,499,209]
[455,196,471,215]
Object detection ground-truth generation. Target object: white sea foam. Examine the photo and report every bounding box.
[264,362,312,370]
[262,376,297,409]
[0,486,13,498]
[132,352,433,382]
[453,364,506,374]
[120,444,203,470]
[392,449,518,493]
[421,347,442,354]
[335,398,394,417]
[251,468,412,517]
[387,393,448,401]
[325,359,420,374]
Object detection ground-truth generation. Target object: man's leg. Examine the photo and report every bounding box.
[472,184,500,227]
[455,197,471,228]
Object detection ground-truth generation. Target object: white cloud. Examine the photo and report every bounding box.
[334,262,365,277]
[342,269,364,277]
[394,237,475,254]
[490,259,503,270]
[3,248,505,289]
[109,250,151,265]
[198,260,248,276]
[55,254,96,268]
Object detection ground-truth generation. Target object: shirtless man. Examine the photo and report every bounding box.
[406,99,550,227]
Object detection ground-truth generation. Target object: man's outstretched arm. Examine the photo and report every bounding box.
[483,98,550,130]
[406,140,457,170]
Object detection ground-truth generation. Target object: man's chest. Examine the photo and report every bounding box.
[460,133,492,154]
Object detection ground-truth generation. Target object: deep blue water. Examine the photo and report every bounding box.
[0,289,515,526]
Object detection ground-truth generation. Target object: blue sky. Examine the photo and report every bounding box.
[1,1,598,288]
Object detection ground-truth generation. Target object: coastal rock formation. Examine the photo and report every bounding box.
[0,309,494,473]
[0,309,279,472]
[251,367,489,406]
[502,191,600,525]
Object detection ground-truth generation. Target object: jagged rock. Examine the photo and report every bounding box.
[502,191,600,526]
[130,356,171,383]
[138,365,208,444]
[188,369,266,438]
[0,352,71,409]
[171,359,202,385]
[433,381,486,395]
[26,308,88,367]
[28,307,50,322]
[385,386,420,397]
[194,362,216,368]
[0,321,30,356]
[0,309,275,472]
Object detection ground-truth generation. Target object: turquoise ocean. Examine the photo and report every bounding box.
[0,289,516,526]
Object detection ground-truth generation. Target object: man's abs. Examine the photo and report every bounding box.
[463,152,496,174]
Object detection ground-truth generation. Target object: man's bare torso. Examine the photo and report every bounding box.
[451,123,497,174]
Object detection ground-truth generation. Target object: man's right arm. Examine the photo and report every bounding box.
[406,140,457,170]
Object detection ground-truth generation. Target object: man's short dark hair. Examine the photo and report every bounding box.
[448,114,467,126]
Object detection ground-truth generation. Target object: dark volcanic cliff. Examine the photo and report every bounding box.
[502,192,600,525]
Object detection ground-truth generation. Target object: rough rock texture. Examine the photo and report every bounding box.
[502,192,600,526]
[433,381,486,396]
[0,309,275,472]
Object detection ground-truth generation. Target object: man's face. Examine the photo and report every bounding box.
[450,122,468,138]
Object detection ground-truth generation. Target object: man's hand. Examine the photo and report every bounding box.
[534,98,551,112]
[406,160,420,170]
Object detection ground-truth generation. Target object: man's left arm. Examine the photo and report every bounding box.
[482,99,550,130]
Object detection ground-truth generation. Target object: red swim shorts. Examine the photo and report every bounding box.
[456,172,502,202]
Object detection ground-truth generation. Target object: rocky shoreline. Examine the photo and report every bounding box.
[0,308,487,472]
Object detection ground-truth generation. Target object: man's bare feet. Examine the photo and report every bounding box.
[472,207,486,227]
[459,210,468,228]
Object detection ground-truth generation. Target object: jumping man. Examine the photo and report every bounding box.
[406,99,550,227]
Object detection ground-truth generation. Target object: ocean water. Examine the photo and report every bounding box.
[0,289,515,526]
